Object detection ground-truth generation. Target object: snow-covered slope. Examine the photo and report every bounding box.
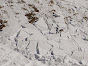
[0,0,88,66]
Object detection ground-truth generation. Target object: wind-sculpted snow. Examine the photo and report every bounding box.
[0,0,88,66]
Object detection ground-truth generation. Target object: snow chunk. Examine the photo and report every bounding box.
[35,17,48,29]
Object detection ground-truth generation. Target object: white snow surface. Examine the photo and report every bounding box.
[0,0,88,66]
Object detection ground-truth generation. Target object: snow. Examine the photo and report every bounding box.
[0,0,88,66]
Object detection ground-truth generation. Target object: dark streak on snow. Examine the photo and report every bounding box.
[0,20,7,31]
[36,42,40,54]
